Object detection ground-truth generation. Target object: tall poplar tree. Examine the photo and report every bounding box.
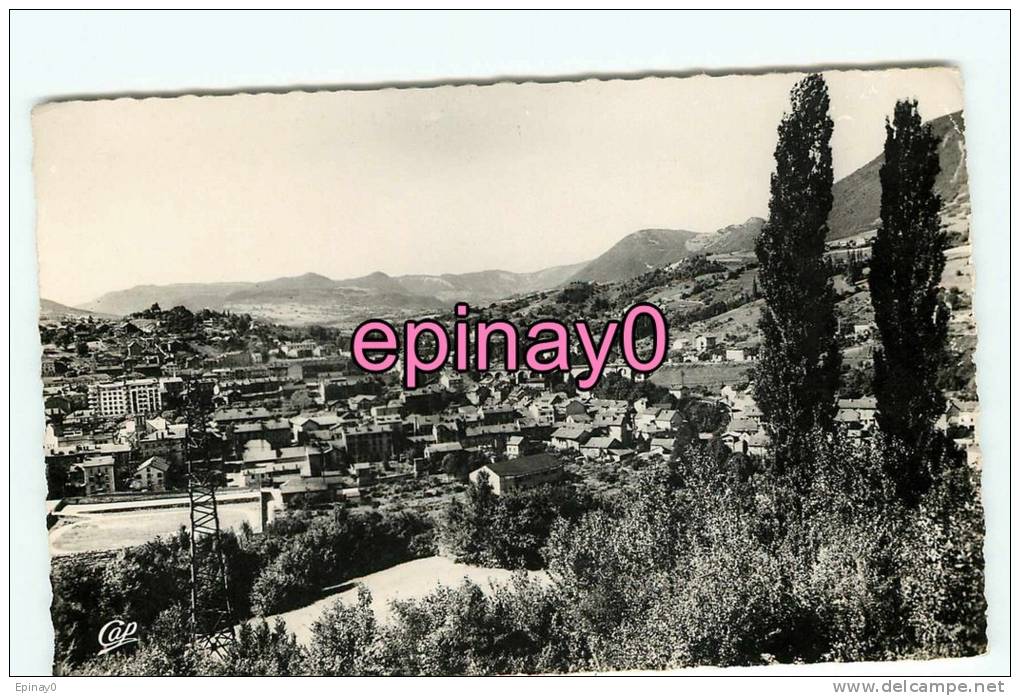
[870,99,949,503]
[754,74,841,463]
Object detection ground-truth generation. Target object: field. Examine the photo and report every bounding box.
[262,555,549,644]
[49,501,261,555]
[650,362,752,390]
[941,245,974,293]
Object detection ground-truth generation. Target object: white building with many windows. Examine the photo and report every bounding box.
[88,378,163,417]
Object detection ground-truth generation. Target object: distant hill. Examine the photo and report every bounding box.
[396,262,589,304]
[84,282,251,316]
[570,229,703,283]
[701,217,766,254]
[39,298,115,321]
[828,110,968,240]
[81,264,590,322]
[335,271,410,294]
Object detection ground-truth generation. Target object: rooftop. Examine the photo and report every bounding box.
[483,453,562,478]
[136,456,171,473]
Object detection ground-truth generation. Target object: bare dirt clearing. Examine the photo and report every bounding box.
[262,556,550,644]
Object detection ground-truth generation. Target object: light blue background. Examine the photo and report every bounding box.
[9,10,1010,676]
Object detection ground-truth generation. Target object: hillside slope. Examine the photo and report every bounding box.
[395,261,588,304]
[39,298,116,321]
[570,229,702,283]
[828,110,968,241]
[702,217,765,254]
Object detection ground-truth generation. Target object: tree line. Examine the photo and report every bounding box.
[754,74,959,507]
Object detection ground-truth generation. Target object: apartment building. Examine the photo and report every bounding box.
[88,378,163,417]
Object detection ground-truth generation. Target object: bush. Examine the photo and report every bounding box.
[52,509,433,669]
[306,588,379,675]
[249,509,434,615]
[215,619,306,676]
[439,475,598,570]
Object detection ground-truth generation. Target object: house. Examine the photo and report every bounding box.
[741,431,770,457]
[134,456,170,491]
[725,348,747,362]
[212,407,273,428]
[77,455,117,496]
[592,412,630,445]
[506,435,541,458]
[347,394,379,412]
[469,453,564,495]
[351,461,376,486]
[528,400,556,427]
[278,476,336,507]
[649,438,677,456]
[725,388,764,424]
[853,324,874,340]
[835,408,867,437]
[290,413,344,443]
[372,404,404,427]
[280,340,317,358]
[566,412,593,425]
[440,371,464,391]
[481,405,518,426]
[837,397,877,429]
[236,442,329,487]
[634,410,660,437]
[581,436,622,460]
[337,424,396,463]
[563,400,588,418]
[129,422,184,467]
[944,400,979,429]
[550,425,590,451]
[653,409,683,432]
[231,419,292,451]
[400,382,448,413]
[466,386,492,406]
[695,335,717,352]
[424,441,465,463]
[462,423,520,451]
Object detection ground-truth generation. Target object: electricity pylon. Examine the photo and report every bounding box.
[183,376,235,658]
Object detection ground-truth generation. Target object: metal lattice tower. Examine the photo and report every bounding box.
[183,376,236,658]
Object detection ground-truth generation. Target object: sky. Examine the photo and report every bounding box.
[32,67,964,306]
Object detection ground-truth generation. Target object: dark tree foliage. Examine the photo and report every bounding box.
[217,619,307,675]
[61,438,985,675]
[592,372,673,406]
[869,100,950,505]
[556,282,595,305]
[439,475,598,570]
[441,451,473,482]
[753,74,841,464]
[51,509,434,669]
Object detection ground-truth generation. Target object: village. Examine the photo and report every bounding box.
[39,298,981,555]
